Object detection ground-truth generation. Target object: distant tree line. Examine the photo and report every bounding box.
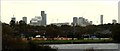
[2,20,120,50]
[8,20,120,42]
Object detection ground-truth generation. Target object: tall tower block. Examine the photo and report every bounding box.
[22,16,27,24]
[73,17,78,25]
[11,15,16,22]
[100,15,103,24]
[41,11,47,25]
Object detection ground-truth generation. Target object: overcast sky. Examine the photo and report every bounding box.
[1,0,119,25]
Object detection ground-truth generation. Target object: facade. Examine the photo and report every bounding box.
[112,19,117,24]
[29,16,42,26]
[72,17,92,26]
[73,17,78,25]
[41,11,47,25]
[100,15,103,24]
[22,16,27,24]
[11,15,16,22]
[78,17,84,25]
[78,17,86,26]
[11,17,16,22]
[118,1,120,23]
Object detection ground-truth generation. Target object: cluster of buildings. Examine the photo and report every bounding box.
[11,10,118,27]
[29,11,47,26]
[72,15,117,26]
[72,17,92,26]
[11,15,27,24]
[100,15,117,24]
[99,15,117,24]
[11,11,47,26]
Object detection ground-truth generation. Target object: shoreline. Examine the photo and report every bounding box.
[37,42,120,45]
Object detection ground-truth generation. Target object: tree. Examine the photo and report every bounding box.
[111,24,120,42]
[10,20,15,28]
[2,23,57,51]
[2,23,15,50]
[18,20,27,34]
[46,24,60,38]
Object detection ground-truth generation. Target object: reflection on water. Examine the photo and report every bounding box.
[49,43,119,51]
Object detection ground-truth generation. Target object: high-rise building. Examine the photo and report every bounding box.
[73,17,78,25]
[22,16,27,24]
[41,11,47,25]
[44,14,47,25]
[78,17,84,25]
[118,1,120,23]
[11,15,16,22]
[11,17,16,21]
[112,19,117,24]
[100,15,103,24]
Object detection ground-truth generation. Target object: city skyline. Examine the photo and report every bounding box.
[1,0,119,25]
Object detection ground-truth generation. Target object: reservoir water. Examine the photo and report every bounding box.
[49,43,120,51]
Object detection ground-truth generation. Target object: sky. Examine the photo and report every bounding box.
[1,0,119,25]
